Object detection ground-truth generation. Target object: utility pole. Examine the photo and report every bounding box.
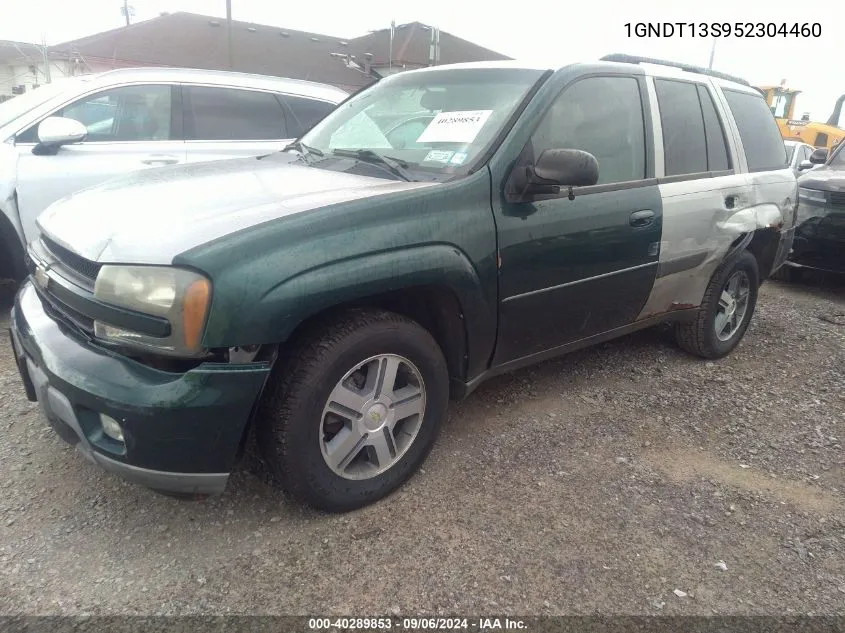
[226,0,234,70]
[389,19,394,74]
[428,26,440,66]
[708,38,716,69]
[40,33,51,84]
[123,0,131,26]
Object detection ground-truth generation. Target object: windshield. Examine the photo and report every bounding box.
[299,67,545,180]
[0,78,86,129]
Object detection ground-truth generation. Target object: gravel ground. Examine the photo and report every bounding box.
[0,277,843,616]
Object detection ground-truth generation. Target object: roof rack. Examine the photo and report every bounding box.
[600,53,750,87]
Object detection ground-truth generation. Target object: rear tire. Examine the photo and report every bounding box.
[675,251,759,359]
[256,308,449,512]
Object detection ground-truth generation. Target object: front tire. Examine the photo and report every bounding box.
[256,308,449,512]
[674,251,759,359]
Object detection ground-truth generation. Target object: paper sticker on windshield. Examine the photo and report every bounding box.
[416,110,493,143]
[423,150,454,164]
[449,152,468,165]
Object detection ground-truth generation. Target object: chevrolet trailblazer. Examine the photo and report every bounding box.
[8,55,797,512]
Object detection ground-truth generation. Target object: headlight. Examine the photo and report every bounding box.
[93,265,212,356]
[798,187,826,203]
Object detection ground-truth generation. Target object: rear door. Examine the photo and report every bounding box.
[720,87,795,273]
[182,85,289,163]
[14,84,185,243]
[182,86,336,163]
[636,76,751,319]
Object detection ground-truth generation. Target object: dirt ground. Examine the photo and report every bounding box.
[0,277,843,616]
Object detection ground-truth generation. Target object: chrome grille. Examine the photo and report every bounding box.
[40,236,101,283]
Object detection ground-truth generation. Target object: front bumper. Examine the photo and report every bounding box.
[8,280,272,496]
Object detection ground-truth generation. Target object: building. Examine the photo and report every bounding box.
[348,21,510,78]
[1,40,112,101]
[0,12,510,99]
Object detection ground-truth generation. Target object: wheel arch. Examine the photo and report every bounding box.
[746,227,782,283]
[0,204,27,282]
[203,244,498,389]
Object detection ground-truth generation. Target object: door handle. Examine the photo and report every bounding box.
[629,209,655,227]
[141,154,179,165]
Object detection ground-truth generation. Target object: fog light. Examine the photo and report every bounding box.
[100,414,125,443]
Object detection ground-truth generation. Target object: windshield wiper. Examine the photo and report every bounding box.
[332,149,413,182]
[282,140,324,162]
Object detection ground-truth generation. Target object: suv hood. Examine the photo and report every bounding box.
[37,155,437,265]
[797,165,845,192]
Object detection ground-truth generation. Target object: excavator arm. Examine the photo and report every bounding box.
[826,94,845,128]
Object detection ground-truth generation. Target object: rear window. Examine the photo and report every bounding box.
[723,89,787,172]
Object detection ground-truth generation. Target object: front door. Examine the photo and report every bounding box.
[492,74,661,365]
[14,84,185,243]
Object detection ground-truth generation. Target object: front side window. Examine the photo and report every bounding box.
[800,146,812,164]
[17,84,172,143]
[184,86,287,140]
[299,68,545,180]
[828,141,845,168]
[723,88,788,172]
[62,85,171,141]
[529,76,646,185]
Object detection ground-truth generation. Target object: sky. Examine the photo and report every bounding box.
[2,0,843,122]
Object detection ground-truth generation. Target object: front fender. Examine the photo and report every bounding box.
[206,244,497,374]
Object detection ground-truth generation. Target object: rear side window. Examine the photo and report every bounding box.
[184,86,287,140]
[655,79,708,176]
[280,95,336,138]
[697,85,730,171]
[723,89,788,172]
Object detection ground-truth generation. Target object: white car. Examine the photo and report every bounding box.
[0,67,347,281]
[785,139,819,176]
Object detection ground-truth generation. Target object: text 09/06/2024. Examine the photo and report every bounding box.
[625,22,821,38]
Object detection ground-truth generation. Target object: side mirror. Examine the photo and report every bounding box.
[809,147,828,164]
[513,148,599,197]
[33,117,87,155]
[798,160,815,171]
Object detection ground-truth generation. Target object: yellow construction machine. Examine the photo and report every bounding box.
[758,83,845,150]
